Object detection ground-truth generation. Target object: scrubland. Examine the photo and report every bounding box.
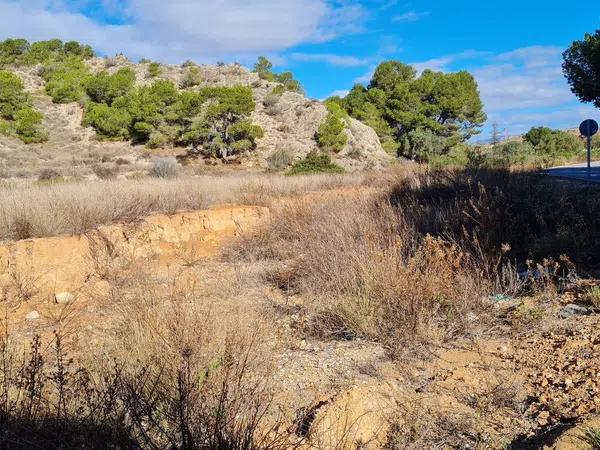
[1,165,600,449]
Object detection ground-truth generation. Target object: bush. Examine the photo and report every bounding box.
[180,66,202,88]
[317,103,348,153]
[147,62,161,78]
[85,68,136,105]
[14,108,47,143]
[83,102,131,139]
[0,38,30,65]
[399,128,452,162]
[149,157,180,178]
[0,70,28,119]
[266,148,295,171]
[0,70,47,142]
[43,57,90,103]
[287,151,345,175]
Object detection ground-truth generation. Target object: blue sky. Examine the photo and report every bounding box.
[2,0,599,139]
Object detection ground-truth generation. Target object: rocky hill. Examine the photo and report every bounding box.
[0,55,391,180]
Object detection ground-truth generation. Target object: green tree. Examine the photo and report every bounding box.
[253,56,274,80]
[334,60,486,161]
[184,86,261,158]
[317,102,348,153]
[523,126,556,147]
[563,29,600,107]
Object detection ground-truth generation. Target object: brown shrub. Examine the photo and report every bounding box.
[233,191,490,353]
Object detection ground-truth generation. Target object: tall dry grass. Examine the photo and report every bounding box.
[232,167,600,354]
[0,173,364,241]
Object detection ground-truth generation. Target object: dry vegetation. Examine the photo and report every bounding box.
[2,165,600,448]
[0,172,364,240]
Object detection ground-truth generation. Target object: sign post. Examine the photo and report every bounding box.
[580,119,599,171]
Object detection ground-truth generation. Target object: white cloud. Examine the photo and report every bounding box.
[289,52,369,67]
[329,89,350,98]
[472,47,574,113]
[411,50,489,73]
[0,0,366,62]
[391,11,428,23]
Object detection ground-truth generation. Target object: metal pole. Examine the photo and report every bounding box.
[588,121,592,172]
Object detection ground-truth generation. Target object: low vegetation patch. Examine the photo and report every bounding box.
[287,151,345,176]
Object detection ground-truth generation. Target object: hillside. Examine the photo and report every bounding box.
[0,54,391,180]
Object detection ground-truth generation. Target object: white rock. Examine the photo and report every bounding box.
[26,311,40,320]
[54,292,75,304]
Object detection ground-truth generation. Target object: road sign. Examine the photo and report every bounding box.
[580,119,599,137]
[580,119,599,170]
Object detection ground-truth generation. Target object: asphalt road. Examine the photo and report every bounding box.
[545,161,600,183]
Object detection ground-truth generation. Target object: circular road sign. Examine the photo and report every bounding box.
[580,119,599,137]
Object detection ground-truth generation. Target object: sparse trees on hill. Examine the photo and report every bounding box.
[0,38,95,66]
[252,56,303,93]
[563,29,600,107]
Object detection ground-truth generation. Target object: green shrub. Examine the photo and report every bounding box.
[43,57,90,103]
[147,62,161,78]
[275,71,302,93]
[317,103,348,153]
[490,141,534,167]
[14,108,47,143]
[399,128,452,162]
[0,70,47,142]
[83,102,131,139]
[85,68,136,105]
[1,38,94,66]
[0,38,30,65]
[0,70,28,119]
[287,151,345,175]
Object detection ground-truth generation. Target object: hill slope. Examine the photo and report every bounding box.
[0,55,391,179]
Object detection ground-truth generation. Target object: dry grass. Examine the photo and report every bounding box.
[231,167,600,355]
[0,264,297,449]
[0,172,364,241]
[233,190,491,354]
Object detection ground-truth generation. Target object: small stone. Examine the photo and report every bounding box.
[559,304,589,319]
[466,312,479,322]
[54,292,75,304]
[26,310,40,320]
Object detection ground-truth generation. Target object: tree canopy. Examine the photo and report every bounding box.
[563,29,600,107]
[330,60,486,160]
[0,38,94,66]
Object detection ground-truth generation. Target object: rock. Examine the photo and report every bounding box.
[26,310,40,320]
[559,304,589,319]
[466,312,479,322]
[54,291,75,304]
